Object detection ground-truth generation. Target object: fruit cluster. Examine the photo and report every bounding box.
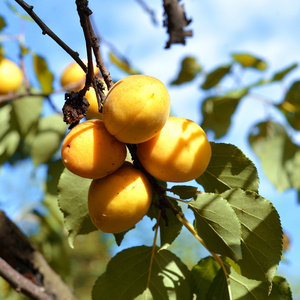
[60,64,212,234]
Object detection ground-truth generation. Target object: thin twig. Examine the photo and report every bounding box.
[0,257,52,300]
[166,198,232,299]
[135,0,158,26]
[145,209,161,300]
[15,0,86,72]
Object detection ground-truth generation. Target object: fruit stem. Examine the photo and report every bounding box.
[165,197,232,299]
[145,209,161,300]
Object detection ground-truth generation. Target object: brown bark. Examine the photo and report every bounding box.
[0,211,78,300]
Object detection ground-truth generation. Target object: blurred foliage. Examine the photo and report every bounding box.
[0,2,299,299]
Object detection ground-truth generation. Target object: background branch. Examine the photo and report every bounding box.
[0,211,78,300]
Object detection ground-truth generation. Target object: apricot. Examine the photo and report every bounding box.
[0,58,23,95]
[88,162,153,234]
[137,116,212,182]
[61,119,126,179]
[60,61,99,92]
[85,82,108,120]
[102,75,170,144]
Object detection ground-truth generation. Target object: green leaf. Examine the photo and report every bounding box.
[31,114,66,165]
[57,168,97,248]
[206,266,230,300]
[108,51,140,75]
[191,256,221,300]
[278,80,300,130]
[0,104,20,164]
[159,199,183,249]
[222,189,283,283]
[249,121,300,192]
[197,142,259,193]
[0,16,6,31]
[232,53,267,70]
[271,63,298,82]
[6,2,33,21]
[189,193,242,261]
[272,276,293,300]
[92,246,192,300]
[147,196,183,249]
[201,88,248,138]
[171,56,202,85]
[33,54,54,94]
[12,93,43,138]
[201,64,231,90]
[228,267,286,300]
[169,185,199,199]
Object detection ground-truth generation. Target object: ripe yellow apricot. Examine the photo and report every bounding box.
[102,75,170,144]
[85,82,108,120]
[0,59,23,95]
[60,61,99,91]
[137,116,212,182]
[61,119,126,179]
[88,162,153,234]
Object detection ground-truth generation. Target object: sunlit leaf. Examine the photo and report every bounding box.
[0,16,6,31]
[249,121,300,192]
[189,193,242,261]
[92,246,192,300]
[31,114,66,165]
[169,185,199,199]
[201,64,231,90]
[232,53,267,70]
[201,88,248,138]
[191,256,221,300]
[171,56,202,85]
[0,104,20,164]
[222,189,282,283]
[271,63,298,82]
[109,51,140,75]
[278,80,300,130]
[6,2,33,21]
[228,267,285,299]
[33,54,54,94]
[57,168,96,248]
[197,142,259,193]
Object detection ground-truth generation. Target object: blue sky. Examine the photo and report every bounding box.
[1,0,300,296]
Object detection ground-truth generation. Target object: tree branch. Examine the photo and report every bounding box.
[15,0,86,72]
[0,211,78,300]
[0,257,51,300]
[162,0,193,48]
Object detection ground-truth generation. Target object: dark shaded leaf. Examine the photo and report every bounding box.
[222,189,283,283]
[271,63,298,82]
[201,88,248,138]
[57,168,96,247]
[278,80,300,130]
[201,64,231,90]
[191,256,220,300]
[169,185,199,199]
[189,193,242,261]
[113,227,135,246]
[171,56,201,85]
[33,54,54,94]
[249,121,300,192]
[0,16,6,31]
[197,142,259,193]
[92,246,192,300]
[272,276,293,300]
[232,53,267,70]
